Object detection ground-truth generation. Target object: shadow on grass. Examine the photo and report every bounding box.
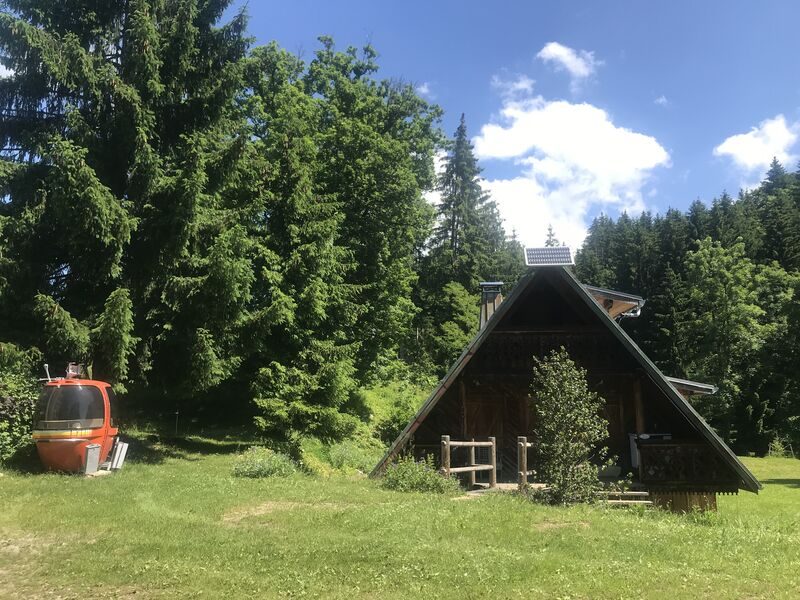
[3,445,45,474]
[123,431,256,465]
[123,434,196,465]
[761,478,800,489]
[4,431,256,473]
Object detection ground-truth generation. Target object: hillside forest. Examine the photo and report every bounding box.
[1,1,798,456]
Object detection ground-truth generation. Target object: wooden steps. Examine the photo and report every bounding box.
[596,490,653,507]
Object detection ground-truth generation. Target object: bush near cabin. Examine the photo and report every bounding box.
[0,345,40,461]
[381,455,462,494]
[530,348,611,505]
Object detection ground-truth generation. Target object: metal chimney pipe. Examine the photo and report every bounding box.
[479,282,504,329]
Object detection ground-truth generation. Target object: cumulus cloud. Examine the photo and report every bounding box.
[474,96,670,248]
[654,95,669,107]
[536,42,600,91]
[713,114,799,175]
[491,73,535,99]
[416,82,434,99]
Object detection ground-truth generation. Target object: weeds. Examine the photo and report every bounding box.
[231,446,297,478]
[381,454,461,494]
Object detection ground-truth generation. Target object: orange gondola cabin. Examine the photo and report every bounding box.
[33,364,118,472]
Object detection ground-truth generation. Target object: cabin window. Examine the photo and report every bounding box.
[105,386,118,428]
[35,385,104,429]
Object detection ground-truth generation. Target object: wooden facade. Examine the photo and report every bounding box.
[372,267,761,501]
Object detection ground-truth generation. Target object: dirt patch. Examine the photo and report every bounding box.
[0,531,49,599]
[533,520,590,531]
[222,501,352,524]
[0,530,52,557]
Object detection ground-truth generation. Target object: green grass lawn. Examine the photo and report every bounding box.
[2,436,799,599]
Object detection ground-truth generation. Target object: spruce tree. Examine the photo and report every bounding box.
[246,44,360,439]
[414,114,521,374]
[763,157,789,194]
[305,37,440,378]
[0,1,253,402]
[545,225,560,247]
[426,114,506,291]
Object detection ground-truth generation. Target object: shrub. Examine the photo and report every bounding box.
[381,454,461,494]
[768,436,787,458]
[0,344,41,462]
[529,347,611,505]
[298,437,335,477]
[232,446,297,478]
[375,393,417,445]
[0,396,37,462]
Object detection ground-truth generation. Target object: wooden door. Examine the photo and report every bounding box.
[465,400,502,438]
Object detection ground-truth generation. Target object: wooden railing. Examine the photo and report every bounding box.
[440,435,496,488]
[517,436,535,488]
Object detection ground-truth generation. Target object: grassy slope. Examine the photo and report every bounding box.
[1,439,799,599]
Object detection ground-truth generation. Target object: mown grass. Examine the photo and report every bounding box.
[1,436,799,599]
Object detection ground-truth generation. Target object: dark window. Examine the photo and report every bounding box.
[105,386,118,427]
[35,385,104,429]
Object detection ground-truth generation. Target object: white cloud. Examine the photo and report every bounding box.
[536,42,600,91]
[423,150,447,207]
[491,73,535,98]
[0,64,12,78]
[474,96,670,248]
[416,82,433,99]
[654,95,669,107]
[713,114,799,175]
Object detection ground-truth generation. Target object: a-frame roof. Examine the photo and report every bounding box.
[371,267,761,493]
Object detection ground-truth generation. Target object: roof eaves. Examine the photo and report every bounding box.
[584,285,646,307]
[666,376,719,396]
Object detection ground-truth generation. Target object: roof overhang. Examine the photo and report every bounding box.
[584,285,646,319]
[666,376,718,396]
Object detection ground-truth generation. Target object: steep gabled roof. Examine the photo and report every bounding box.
[371,267,761,493]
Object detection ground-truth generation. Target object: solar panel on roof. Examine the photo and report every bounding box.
[524,246,574,267]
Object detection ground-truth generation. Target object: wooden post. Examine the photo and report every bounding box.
[488,436,497,488]
[633,378,645,481]
[460,380,467,439]
[468,438,476,489]
[634,378,645,434]
[441,435,451,477]
[518,436,527,488]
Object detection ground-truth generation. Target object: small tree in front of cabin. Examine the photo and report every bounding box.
[530,348,610,504]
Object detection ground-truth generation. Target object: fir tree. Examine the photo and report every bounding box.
[246,44,360,439]
[545,225,560,247]
[763,157,790,194]
[426,114,505,291]
[305,37,441,379]
[0,1,253,403]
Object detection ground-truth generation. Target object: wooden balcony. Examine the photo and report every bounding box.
[637,440,739,492]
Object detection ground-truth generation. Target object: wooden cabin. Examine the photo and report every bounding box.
[372,264,760,510]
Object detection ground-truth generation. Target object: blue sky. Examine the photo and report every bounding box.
[234,1,800,247]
